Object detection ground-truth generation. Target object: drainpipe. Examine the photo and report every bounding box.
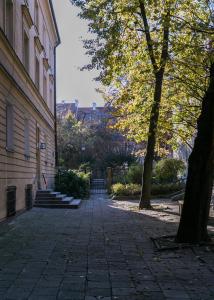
[54,47,58,168]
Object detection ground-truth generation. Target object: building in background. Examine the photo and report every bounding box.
[57,100,140,158]
[0,0,60,221]
[57,100,113,128]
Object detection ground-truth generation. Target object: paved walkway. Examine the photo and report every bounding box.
[0,194,214,300]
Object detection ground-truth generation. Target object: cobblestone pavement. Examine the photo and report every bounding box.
[0,193,214,300]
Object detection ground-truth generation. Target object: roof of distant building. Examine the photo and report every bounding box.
[56,101,113,124]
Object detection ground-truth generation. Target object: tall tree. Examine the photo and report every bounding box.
[138,1,171,209]
[71,0,211,209]
[176,60,214,243]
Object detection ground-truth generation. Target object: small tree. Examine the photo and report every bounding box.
[154,158,185,183]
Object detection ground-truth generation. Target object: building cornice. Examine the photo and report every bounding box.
[49,0,61,47]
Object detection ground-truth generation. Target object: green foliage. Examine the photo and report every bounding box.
[151,182,184,195]
[55,169,90,199]
[78,162,92,173]
[111,182,184,197]
[104,153,136,168]
[154,158,186,183]
[57,112,135,170]
[126,164,143,184]
[71,0,213,151]
[111,183,141,196]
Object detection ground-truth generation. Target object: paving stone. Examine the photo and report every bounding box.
[30,287,59,296]
[5,287,32,299]
[87,281,111,289]
[111,281,134,288]
[57,290,84,300]
[29,296,57,300]
[112,287,137,296]
[162,290,190,299]
[0,194,214,300]
[86,288,111,297]
[85,297,111,300]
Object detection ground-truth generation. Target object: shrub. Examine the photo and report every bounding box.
[111,183,141,196]
[111,182,184,197]
[78,162,92,173]
[55,169,90,198]
[154,158,186,183]
[126,164,143,184]
[151,182,184,195]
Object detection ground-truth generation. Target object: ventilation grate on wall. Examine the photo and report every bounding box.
[6,186,16,217]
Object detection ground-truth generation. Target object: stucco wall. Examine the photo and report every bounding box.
[0,0,59,221]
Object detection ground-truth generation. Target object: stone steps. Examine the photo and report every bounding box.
[34,190,81,209]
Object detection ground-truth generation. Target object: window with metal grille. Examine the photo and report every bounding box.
[6,186,16,217]
[25,184,33,210]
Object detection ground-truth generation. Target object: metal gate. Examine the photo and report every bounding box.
[90,178,107,194]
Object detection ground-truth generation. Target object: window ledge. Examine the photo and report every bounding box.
[49,74,54,83]
[43,58,50,71]
[5,147,14,153]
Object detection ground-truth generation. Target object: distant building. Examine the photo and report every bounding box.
[57,100,114,128]
[57,100,138,154]
[0,0,60,220]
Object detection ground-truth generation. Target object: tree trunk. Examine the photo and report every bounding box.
[139,70,164,209]
[176,63,214,243]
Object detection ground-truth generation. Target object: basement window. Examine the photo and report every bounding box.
[6,186,16,217]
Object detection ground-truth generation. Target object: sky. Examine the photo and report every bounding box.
[52,0,104,107]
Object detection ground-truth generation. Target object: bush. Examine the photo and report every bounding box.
[126,164,143,184]
[55,169,90,198]
[111,183,141,196]
[154,158,186,183]
[151,182,184,195]
[111,182,184,197]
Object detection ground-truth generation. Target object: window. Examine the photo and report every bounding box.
[49,88,53,109]
[5,0,14,45]
[23,31,29,71]
[43,72,47,101]
[44,134,48,163]
[35,55,40,89]
[24,119,30,158]
[6,104,14,151]
[43,25,46,49]
[34,0,39,30]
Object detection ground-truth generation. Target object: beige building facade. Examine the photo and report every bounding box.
[0,0,60,220]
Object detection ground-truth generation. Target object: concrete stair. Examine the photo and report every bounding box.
[34,190,81,209]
